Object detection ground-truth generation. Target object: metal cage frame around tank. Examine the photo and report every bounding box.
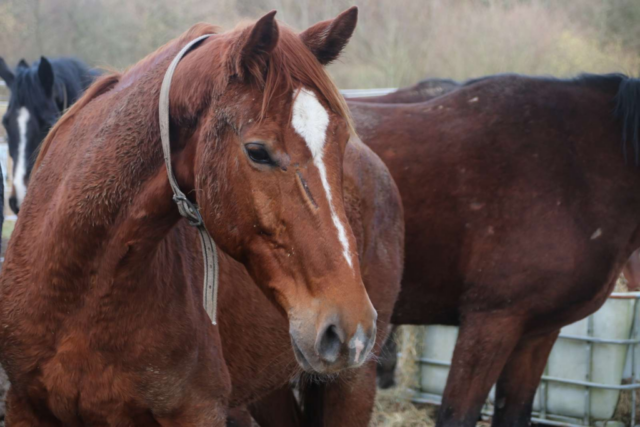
[412,292,640,427]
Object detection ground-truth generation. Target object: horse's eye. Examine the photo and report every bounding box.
[245,143,275,165]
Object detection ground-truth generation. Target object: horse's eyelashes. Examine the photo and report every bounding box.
[245,142,276,166]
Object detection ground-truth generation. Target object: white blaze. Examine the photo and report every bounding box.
[14,107,30,208]
[291,88,353,269]
[353,337,365,363]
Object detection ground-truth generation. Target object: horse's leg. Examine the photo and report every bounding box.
[491,330,559,427]
[437,313,523,427]
[300,361,377,427]
[249,385,302,427]
[376,325,399,389]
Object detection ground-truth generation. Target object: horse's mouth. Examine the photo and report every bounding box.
[291,337,314,372]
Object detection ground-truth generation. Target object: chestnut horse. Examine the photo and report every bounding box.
[0,11,378,425]
[341,73,640,426]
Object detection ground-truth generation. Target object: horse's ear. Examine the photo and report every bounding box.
[237,10,279,78]
[300,6,358,65]
[38,56,55,98]
[0,57,14,87]
[17,59,29,69]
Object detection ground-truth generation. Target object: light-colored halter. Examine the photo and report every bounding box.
[158,34,219,324]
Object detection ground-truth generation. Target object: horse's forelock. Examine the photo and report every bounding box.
[172,22,354,134]
[257,26,354,134]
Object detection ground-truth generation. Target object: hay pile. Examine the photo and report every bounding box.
[615,274,630,292]
[370,326,435,427]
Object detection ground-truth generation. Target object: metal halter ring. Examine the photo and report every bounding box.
[172,195,204,227]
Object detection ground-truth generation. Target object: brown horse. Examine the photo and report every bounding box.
[341,73,640,426]
[0,10,378,425]
[361,77,640,295]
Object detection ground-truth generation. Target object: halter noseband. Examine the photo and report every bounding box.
[159,35,219,324]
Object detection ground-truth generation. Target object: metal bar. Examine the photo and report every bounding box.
[339,87,397,98]
[558,334,640,345]
[610,292,640,299]
[541,360,549,419]
[584,315,594,425]
[533,375,640,390]
[416,357,450,366]
[632,299,638,426]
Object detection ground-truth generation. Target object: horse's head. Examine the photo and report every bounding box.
[0,57,62,214]
[170,7,375,373]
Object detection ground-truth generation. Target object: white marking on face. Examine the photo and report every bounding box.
[291,88,353,269]
[353,337,364,363]
[14,107,30,208]
[591,228,602,240]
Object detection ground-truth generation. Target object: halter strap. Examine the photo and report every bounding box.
[159,34,219,324]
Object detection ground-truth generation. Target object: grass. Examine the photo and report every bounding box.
[2,218,14,240]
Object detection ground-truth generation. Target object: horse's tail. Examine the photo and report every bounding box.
[614,76,640,165]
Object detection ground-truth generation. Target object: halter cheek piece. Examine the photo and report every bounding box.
[159,35,219,324]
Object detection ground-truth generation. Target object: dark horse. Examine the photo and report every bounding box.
[0,10,378,425]
[347,73,640,426]
[0,56,96,214]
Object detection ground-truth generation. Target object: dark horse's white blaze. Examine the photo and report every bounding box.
[14,107,30,208]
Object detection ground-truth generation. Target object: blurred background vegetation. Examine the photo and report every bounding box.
[1,0,640,88]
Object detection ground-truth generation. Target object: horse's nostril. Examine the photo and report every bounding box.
[317,324,344,363]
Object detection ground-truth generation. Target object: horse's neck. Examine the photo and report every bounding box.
[24,89,191,296]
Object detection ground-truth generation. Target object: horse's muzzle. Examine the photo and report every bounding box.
[290,310,377,374]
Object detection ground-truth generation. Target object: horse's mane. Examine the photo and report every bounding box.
[33,73,120,172]
[33,20,354,173]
